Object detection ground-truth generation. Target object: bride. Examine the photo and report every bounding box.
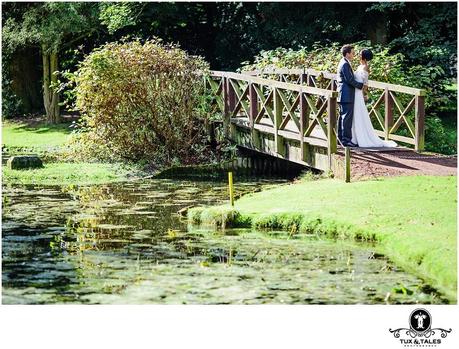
[351,49,398,148]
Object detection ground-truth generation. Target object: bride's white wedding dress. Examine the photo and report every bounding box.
[351,65,398,148]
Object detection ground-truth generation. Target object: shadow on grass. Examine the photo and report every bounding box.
[11,122,73,134]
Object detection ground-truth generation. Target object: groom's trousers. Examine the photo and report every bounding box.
[337,102,354,145]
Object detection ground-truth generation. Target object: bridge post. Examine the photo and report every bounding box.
[384,88,394,141]
[249,83,261,149]
[327,95,337,170]
[274,88,286,157]
[415,95,425,152]
[345,147,351,183]
[227,78,236,112]
[225,77,237,140]
[299,81,309,162]
[330,77,336,91]
[222,77,230,138]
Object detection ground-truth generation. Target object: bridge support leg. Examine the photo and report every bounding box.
[327,96,337,171]
[224,77,237,141]
[345,147,351,183]
[223,77,230,138]
[415,95,425,152]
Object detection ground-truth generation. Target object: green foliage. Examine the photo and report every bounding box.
[69,38,212,166]
[3,2,456,120]
[252,213,304,233]
[1,21,23,119]
[1,58,23,118]
[384,3,457,80]
[2,2,100,53]
[424,115,457,155]
[240,41,448,110]
[99,2,143,34]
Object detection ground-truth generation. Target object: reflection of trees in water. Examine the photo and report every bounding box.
[65,183,194,232]
[50,181,322,298]
[50,215,145,296]
[62,184,114,211]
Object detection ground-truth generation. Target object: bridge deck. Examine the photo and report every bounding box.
[230,117,456,179]
[335,149,456,180]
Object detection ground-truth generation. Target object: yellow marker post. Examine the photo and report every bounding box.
[228,171,234,207]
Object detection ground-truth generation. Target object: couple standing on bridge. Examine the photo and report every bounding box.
[336,44,398,148]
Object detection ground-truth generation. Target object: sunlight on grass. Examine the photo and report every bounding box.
[2,120,73,150]
[2,162,133,186]
[190,175,457,301]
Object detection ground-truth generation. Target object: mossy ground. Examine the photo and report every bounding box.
[189,175,457,302]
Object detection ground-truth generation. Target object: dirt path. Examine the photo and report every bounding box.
[335,147,457,180]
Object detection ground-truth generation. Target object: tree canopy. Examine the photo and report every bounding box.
[2,1,457,119]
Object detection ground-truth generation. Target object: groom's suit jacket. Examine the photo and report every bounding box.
[336,57,364,103]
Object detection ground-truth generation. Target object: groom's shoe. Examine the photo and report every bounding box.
[343,141,358,147]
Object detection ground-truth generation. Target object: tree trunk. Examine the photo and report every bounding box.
[9,47,43,113]
[42,46,60,123]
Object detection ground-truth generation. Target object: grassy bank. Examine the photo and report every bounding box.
[2,162,136,186]
[189,175,457,302]
[2,119,144,186]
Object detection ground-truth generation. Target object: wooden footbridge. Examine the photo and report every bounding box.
[205,67,426,179]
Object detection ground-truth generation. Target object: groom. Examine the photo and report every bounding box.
[336,44,364,147]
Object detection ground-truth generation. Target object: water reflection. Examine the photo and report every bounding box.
[2,179,449,304]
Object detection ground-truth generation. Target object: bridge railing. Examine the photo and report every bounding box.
[206,70,339,163]
[241,68,426,151]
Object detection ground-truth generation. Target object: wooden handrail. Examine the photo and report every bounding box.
[207,66,425,153]
[238,67,426,151]
[241,68,426,96]
[211,71,337,98]
[207,70,339,168]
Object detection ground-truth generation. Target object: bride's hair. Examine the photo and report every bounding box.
[360,49,373,61]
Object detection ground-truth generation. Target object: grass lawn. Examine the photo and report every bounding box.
[2,162,137,186]
[2,119,145,185]
[189,175,457,302]
[2,119,73,151]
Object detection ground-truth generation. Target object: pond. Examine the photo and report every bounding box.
[2,178,449,304]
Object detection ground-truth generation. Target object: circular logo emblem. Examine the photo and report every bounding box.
[409,308,431,334]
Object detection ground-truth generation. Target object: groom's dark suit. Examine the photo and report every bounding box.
[336,57,364,145]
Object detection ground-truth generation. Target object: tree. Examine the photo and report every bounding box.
[3,2,456,119]
[2,2,140,123]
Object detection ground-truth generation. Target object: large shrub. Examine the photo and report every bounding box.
[240,41,457,155]
[69,38,212,166]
